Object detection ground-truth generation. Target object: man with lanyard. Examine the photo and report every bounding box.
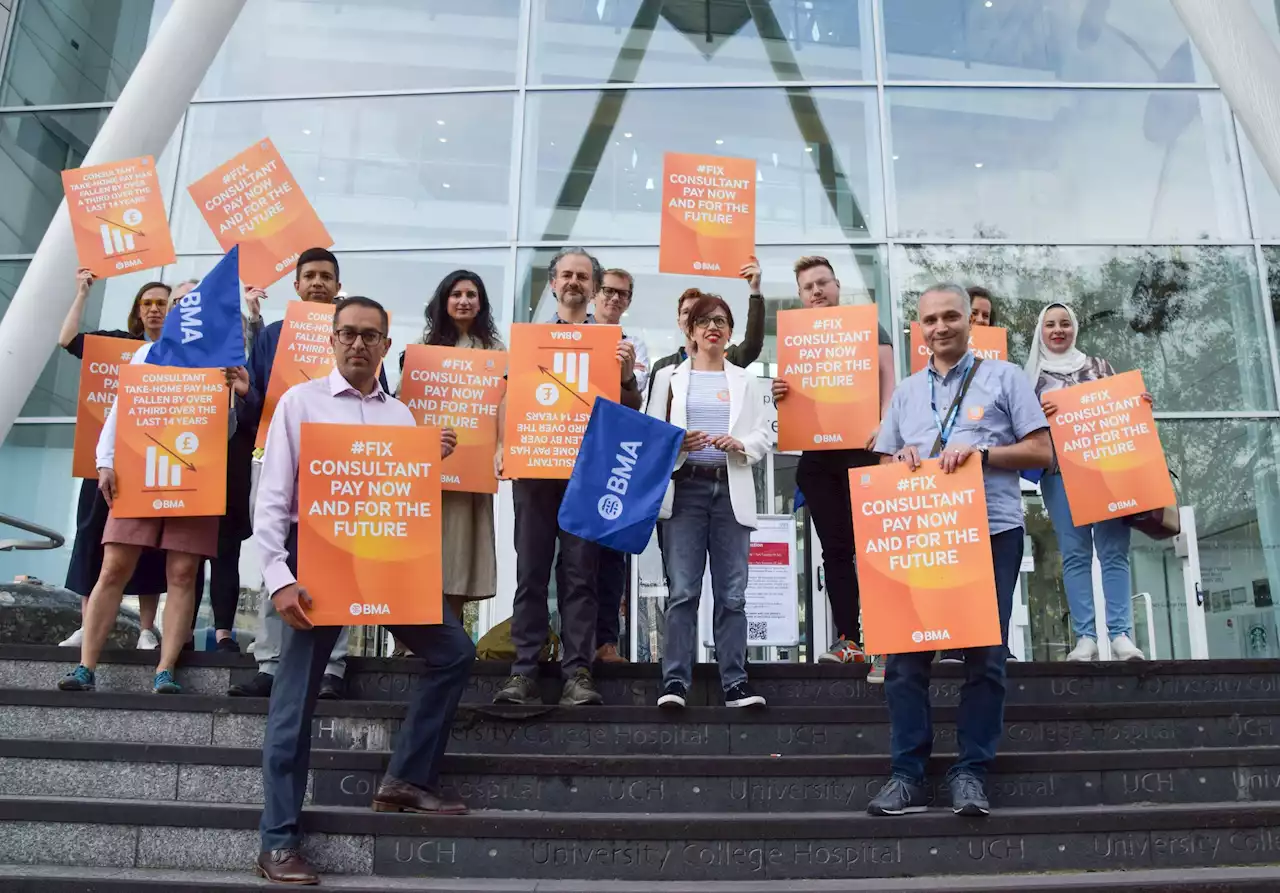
[770,256,895,664]
[646,257,766,404]
[494,248,642,707]
[575,267,648,663]
[867,283,1050,818]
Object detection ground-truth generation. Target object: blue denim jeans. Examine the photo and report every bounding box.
[1040,472,1133,640]
[659,473,751,693]
[885,527,1023,784]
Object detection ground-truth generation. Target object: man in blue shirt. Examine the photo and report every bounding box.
[869,282,1051,818]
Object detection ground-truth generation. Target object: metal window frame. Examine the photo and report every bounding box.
[5,2,1280,661]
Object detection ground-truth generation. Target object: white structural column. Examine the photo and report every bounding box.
[1173,0,1280,192]
[0,0,247,446]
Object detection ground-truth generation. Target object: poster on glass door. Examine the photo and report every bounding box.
[700,515,798,648]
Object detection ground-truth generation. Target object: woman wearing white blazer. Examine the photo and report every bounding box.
[646,291,774,709]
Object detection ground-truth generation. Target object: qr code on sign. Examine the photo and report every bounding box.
[748,621,768,641]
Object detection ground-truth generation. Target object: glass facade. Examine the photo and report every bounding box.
[1,0,1278,659]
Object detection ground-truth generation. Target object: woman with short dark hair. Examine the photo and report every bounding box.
[646,291,774,709]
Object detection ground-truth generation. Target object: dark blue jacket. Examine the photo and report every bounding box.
[238,319,390,436]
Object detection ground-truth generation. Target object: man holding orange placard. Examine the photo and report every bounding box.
[771,255,895,665]
[867,283,1051,819]
[230,247,371,701]
[252,296,472,885]
[493,248,640,709]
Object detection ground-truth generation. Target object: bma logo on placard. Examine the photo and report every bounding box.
[911,629,951,644]
[349,603,391,616]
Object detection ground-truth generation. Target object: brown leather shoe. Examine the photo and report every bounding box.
[596,642,627,663]
[371,776,468,815]
[254,848,318,885]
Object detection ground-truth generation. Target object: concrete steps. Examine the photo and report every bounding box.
[3,739,1280,811]
[5,864,1280,891]
[4,644,1280,706]
[1,646,1279,884]
[5,795,1280,880]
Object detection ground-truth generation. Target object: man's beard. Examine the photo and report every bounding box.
[557,288,588,307]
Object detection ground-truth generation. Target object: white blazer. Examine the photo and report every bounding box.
[647,359,775,529]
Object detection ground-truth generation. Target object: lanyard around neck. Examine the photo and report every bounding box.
[929,353,976,453]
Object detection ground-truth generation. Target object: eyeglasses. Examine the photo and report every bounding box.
[600,286,632,301]
[694,315,731,330]
[334,328,386,346]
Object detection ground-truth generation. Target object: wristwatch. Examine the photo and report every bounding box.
[979,446,990,468]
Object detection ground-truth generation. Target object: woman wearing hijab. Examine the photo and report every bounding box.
[1026,303,1151,662]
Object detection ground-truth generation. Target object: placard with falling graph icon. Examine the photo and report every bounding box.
[502,323,621,479]
[110,365,228,518]
[62,156,177,279]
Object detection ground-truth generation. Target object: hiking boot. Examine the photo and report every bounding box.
[595,642,627,663]
[493,674,540,706]
[559,669,603,706]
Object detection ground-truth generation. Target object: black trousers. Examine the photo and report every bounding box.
[559,546,626,649]
[259,526,474,851]
[208,429,255,630]
[795,449,880,643]
[512,478,600,679]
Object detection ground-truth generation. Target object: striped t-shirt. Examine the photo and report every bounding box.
[685,370,732,466]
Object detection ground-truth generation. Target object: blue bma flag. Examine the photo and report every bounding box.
[558,398,684,554]
[146,245,247,369]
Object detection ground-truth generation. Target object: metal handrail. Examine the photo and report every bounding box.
[0,513,65,553]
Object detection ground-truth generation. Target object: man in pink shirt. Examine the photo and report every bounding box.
[253,296,473,885]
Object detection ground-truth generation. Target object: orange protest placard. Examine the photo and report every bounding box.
[111,365,228,519]
[658,152,756,279]
[73,335,144,478]
[851,460,1000,654]
[909,323,1008,374]
[298,423,442,626]
[187,138,333,287]
[62,156,176,279]
[255,301,337,449]
[776,305,880,452]
[1047,370,1175,527]
[400,345,507,494]
[503,323,622,480]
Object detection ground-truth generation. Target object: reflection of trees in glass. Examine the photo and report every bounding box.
[897,246,1280,656]
[898,244,1275,413]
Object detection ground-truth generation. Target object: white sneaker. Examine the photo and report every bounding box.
[1066,636,1099,662]
[59,627,84,647]
[1110,634,1146,662]
[137,629,159,650]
